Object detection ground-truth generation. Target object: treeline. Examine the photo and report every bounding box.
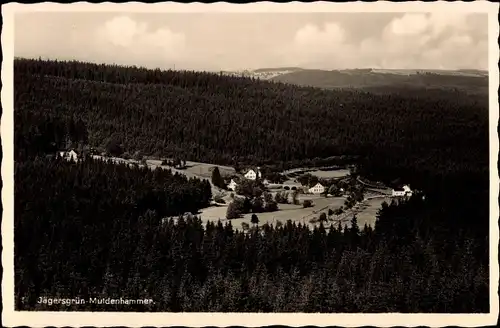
[14,109,89,160]
[16,196,488,312]
[14,58,488,185]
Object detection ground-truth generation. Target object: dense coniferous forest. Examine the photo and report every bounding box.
[14,58,488,176]
[14,58,490,312]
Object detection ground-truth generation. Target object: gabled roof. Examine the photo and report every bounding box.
[60,148,79,154]
[310,182,324,189]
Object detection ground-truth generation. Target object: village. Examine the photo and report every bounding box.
[57,148,417,232]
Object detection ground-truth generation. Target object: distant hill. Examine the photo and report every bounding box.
[270,68,489,95]
[220,67,304,80]
[253,67,304,73]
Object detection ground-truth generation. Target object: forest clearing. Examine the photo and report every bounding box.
[92,153,376,229]
[198,196,389,230]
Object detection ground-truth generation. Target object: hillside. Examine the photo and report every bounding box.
[271,68,489,95]
[220,67,303,80]
[14,58,488,188]
[253,67,304,73]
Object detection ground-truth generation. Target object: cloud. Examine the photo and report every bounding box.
[283,22,353,68]
[95,16,186,66]
[378,13,486,69]
[14,13,487,71]
[284,13,487,70]
[385,13,429,37]
[294,23,346,47]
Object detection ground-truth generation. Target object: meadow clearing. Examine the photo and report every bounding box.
[93,155,388,230]
[182,160,236,178]
[305,169,351,179]
[198,194,390,231]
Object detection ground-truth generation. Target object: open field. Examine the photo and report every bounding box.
[182,161,235,179]
[199,195,344,223]
[308,169,350,179]
[284,167,351,178]
[146,159,235,178]
[198,195,388,231]
[350,197,389,228]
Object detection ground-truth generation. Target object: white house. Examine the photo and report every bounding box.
[403,185,413,196]
[227,179,238,191]
[309,183,325,194]
[392,185,412,197]
[244,168,261,180]
[392,187,405,197]
[58,149,79,162]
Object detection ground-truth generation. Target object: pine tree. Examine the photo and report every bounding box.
[349,216,360,249]
[211,167,225,189]
[251,214,259,225]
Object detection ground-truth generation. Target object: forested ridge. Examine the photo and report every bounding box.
[14,58,488,180]
[13,58,490,312]
[271,68,489,95]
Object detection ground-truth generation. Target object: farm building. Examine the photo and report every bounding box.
[392,185,412,197]
[244,168,262,180]
[392,187,405,197]
[58,149,79,162]
[227,179,238,191]
[308,183,325,194]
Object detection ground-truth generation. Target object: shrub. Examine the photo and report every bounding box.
[214,194,225,204]
[319,212,328,222]
[251,214,259,225]
[303,200,313,208]
[226,201,241,219]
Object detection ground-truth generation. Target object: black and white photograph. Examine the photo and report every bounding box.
[2,2,499,327]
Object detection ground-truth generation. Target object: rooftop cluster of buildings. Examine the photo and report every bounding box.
[227,167,326,195]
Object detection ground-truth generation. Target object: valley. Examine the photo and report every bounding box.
[14,58,490,313]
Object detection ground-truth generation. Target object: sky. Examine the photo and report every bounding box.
[14,12,489,71]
